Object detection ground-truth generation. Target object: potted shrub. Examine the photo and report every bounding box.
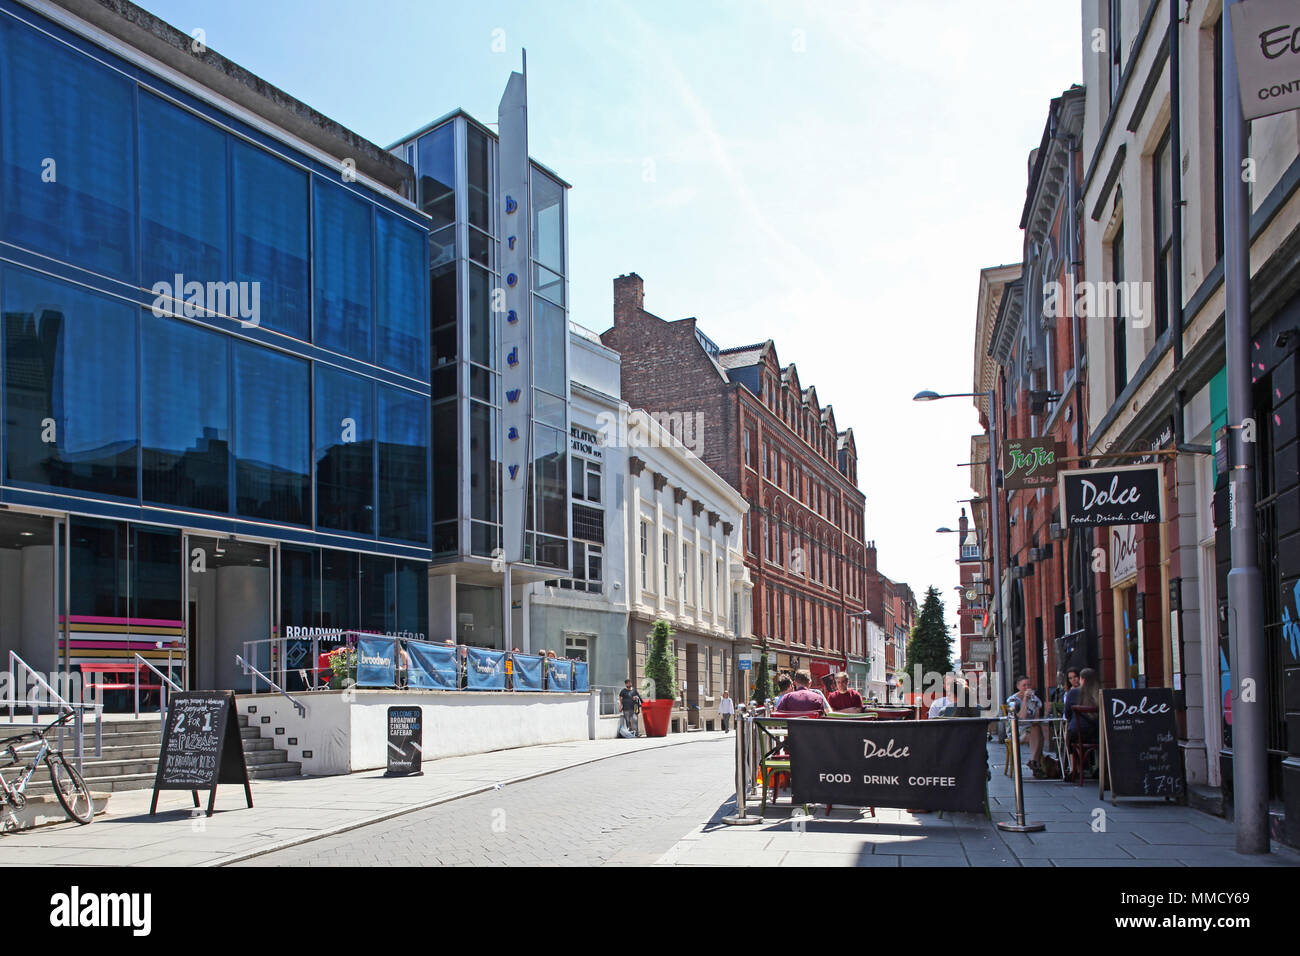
[640,619,676,737]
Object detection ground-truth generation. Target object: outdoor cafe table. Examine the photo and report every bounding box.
[1011,716,1069,777]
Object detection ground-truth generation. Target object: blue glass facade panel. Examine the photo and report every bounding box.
[375,210,427,379]
[2,268,137,497]
[378,385,428,543]
[233,341,310,524]
[141,311,229,512]
[232,140,310,340]
[0,16,135,279]
[0,5,431,559]
[313,180,373,358]
[139,92,228,289]
[315,365,374,535]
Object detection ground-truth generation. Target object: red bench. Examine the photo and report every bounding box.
[80,666,163,704]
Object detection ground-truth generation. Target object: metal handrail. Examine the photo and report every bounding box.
[235,654,306,718]
[133,654,182,721]
[8,651,72,721]
[242,636,286,689]
[3,652,103,773]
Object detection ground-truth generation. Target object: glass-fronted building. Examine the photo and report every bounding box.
[0,0,570,700]
[388,112,571,651]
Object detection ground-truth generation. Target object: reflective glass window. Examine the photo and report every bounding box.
[469,401,499,523]
[360,554,397,634]
[232,140,309,339]
[320,548,359,629]
[377,385,428,542]
[375,210,427,378]
[233,341,310,524]
[532,295,566,396]
[3,268,137,497]
[468,126,491,232]
[141,312,228,511]
[531,423,567,538]
[0,18,135,278]
[531,169,564,299]
[140,93,228,289]
[468,264,493,367]
[418,124,455,232]
[315,366,374,535]
[313,180,373,358]
[131,526,182,622]
[69,517,127,618]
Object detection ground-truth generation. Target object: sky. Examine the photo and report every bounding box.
[139,0,1082,639]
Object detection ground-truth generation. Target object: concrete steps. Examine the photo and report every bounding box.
[1,710,301,796]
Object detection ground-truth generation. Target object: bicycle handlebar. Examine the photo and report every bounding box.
[0,708,75,748]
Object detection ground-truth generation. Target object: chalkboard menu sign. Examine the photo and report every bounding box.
[385,706,423,777]
[150,691,253,816]
[1099,688,1185,803]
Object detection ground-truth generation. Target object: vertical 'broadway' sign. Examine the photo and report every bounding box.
[499,64,532,564]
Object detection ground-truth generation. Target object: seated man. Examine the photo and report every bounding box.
[1006,675,1048,771]
[774,670,828,714]
[827,672,863,713]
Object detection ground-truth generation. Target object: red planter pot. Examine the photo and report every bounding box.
[640,699,674,737]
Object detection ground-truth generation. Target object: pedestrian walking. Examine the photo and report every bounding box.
[619,679,642,737]
[718,690,734,732]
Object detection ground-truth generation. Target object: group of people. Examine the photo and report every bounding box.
[770,670,867,714]
[1007,667,1101,777]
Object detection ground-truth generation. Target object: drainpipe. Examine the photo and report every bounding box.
[1170,0,1185,369]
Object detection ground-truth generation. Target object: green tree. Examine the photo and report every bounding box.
[904,586,953,681]
[645,618,676,700]
[751,647,772,704]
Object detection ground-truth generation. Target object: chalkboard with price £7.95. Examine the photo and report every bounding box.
[1097,687,1186,804]
[149,690,253,817]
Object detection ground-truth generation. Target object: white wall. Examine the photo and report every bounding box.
[237,689,604,775]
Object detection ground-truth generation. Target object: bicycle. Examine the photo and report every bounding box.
[0,710,94,826]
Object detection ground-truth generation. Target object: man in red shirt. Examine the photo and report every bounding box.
[827,672,864,713]
[775,670,828,714]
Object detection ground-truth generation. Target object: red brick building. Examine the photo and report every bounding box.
[864,542,916,694]
[980,87,1092,700]
[601,273,868,682]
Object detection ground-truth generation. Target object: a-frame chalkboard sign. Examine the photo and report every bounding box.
[1097,687,1186,805]
[150,690,253,817]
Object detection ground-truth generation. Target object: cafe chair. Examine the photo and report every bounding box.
[1067,706,1100,784]
[759,711,824,814]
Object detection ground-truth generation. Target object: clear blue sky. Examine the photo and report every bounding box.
[140,0,1082,639]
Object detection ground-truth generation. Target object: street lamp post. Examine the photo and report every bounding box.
[915,389,1006,705]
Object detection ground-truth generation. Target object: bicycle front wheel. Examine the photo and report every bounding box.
[46,754,94,825]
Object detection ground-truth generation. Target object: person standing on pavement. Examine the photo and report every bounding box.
[718,690,735,731]
[619,679,642,737]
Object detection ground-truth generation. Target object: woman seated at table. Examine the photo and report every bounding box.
[771,673,793,709]
[1063,666,1100,746]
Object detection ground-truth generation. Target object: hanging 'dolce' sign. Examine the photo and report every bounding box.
[1058,464,1164,527]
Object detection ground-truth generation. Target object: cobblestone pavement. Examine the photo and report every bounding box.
[238,736,737,866]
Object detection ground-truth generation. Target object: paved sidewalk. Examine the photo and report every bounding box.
[0,731,728,867]
[657,742,1300,867]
